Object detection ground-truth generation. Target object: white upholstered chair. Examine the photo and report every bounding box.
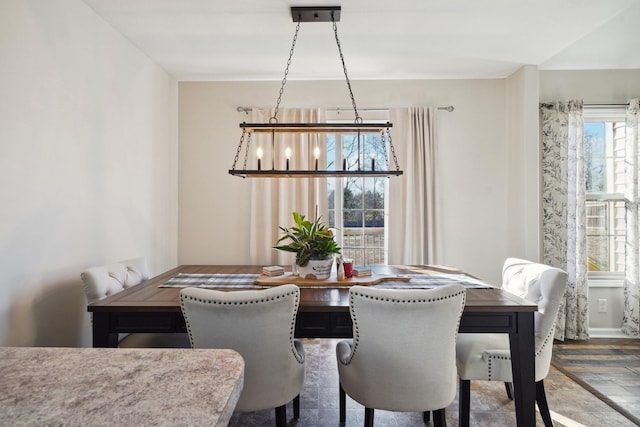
[179,284,305,427]
[81,257,190,348]
[336,284,466,427]
[456,258,568,427]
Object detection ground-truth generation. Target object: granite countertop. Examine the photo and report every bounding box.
[0,347,244,426]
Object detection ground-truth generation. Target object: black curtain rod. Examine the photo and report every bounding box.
[236,106,455,114]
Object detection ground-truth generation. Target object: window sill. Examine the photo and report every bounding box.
[587,278,624,288]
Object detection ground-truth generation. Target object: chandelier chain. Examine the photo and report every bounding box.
[271,20,301,123]
[231,128,247,170]
[332,18,361,123]
[242,131,252,170]
[380,130,390,168]
[229,8,403,179]
[387,128,400,171]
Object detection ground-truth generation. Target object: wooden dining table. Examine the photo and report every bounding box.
[88,264,538,427]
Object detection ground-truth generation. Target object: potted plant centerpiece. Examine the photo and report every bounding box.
[274,211,341,280]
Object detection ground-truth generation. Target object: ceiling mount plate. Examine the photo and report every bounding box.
[291,6,341,22]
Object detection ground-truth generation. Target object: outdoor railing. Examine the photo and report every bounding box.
[341,227,386,265]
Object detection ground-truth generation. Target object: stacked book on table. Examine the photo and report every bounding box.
[262,265,285,277]
[352,268,372,277]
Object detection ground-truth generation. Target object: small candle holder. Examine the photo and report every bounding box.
[285,147,291,171]
[256,147,263,170]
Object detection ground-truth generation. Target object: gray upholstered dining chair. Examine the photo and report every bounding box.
[81,257,190,348]
[179,284,305,427]
[336,284,466,427]
[456,258,568,427]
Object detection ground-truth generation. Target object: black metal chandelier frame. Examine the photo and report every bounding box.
[229,6,403,179]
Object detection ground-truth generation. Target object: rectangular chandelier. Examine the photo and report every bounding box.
[229,121,402,178]
[228,6,403,179]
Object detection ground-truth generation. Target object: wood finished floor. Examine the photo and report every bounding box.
[551,338,640,426]
[228,338,638,426]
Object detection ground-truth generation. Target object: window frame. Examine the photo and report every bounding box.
[326,110,390,265]
[583,107,627,283]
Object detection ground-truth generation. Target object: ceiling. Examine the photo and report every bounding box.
[83,0,640,81]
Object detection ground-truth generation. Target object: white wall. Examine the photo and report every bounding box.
[540,69,640,335]
[178,78,535,284]
[540,70,640,102]
[506,65,541,261]
[0,0,179,346]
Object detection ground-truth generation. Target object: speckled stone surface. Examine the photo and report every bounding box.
[0,347,244,426]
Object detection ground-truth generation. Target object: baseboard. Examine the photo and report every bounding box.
[588,328,628,338]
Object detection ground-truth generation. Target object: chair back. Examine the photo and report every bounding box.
[81,258,149,304]
[338,284,466,412]
[180,284,304,413]
[502,257,568,379]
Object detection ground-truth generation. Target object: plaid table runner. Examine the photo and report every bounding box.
[374,274,493,289]
[160,273,261,288]
[159,273,493,289]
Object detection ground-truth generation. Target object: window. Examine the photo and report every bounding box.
[584,109,627,276]
[325,112,390,265]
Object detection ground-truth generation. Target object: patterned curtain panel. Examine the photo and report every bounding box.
[623,98,640,337]
[540,100,589,341]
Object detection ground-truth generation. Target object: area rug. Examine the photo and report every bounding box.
[227,338,637,426]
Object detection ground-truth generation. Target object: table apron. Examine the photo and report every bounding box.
[92,312,187,347]
[92,309,525,347]
[458,311,518,334]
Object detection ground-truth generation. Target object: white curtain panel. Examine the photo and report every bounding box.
[248,108,328,265]
[388,107,440,265]
[623,98,640,337]
[540,100,589,341]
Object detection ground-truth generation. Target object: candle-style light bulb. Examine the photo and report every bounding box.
[314,146,320,170]
[256,147,263,170]
[285,147,291,170]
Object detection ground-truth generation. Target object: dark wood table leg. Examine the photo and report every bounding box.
[92,312,119,348]
[509,311,535,427]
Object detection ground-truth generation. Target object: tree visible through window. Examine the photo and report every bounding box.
[584,111,626,274]
[326,130,388,265]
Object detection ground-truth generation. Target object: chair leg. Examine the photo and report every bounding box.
[504,382,514,400]
[293,394,300,419]
[275,404,286,427]
[536,380,554,427]
[459,379,471,427]
[364,407,374,427]
[432,408,447,427]
[339,383,346,423]
[423,411,430,422]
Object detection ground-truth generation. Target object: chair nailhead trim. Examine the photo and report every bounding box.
[346,289,466,364]
[180,289,304,363]
[350,289,465,304]
[181,291,295,305]
[486,354,511,381]
[484,312,557,381]
[536,322,556,357]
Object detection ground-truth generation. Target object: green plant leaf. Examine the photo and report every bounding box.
[273,211,341,266]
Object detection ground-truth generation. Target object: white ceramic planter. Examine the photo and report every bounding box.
[297,258,334,280]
